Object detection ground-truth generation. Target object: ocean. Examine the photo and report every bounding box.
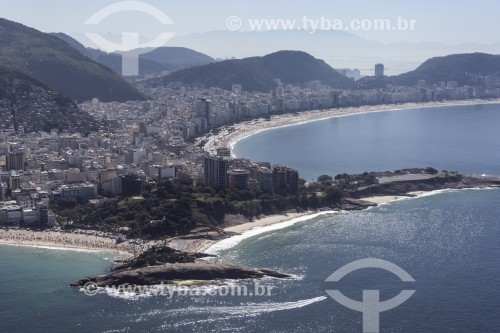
[1,103,500,333]
[233,103,500,181]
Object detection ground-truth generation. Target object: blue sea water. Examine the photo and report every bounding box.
[1,104,500,333]
[233,103,500,180]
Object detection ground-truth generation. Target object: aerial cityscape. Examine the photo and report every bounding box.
[1,1,500,332]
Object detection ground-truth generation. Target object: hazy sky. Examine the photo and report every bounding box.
[1,0,500,46]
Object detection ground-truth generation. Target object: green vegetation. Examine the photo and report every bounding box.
[53,168,463,240]
[352,173,463,198]
[54,178,343,240]
[0,18,145,102]
[153,50,354,91]
[317,175,333,183]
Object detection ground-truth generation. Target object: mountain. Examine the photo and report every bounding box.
[355,53,500,89]
[72,30,500,76]
[51,33,214,76]
[138,47,214,68]
[392,53,500,86]
[49,32,103,59]
[106,47,214,76]
[163,30,500,76]
[0,67,101,134]
[0,18,145,102]
[94,53,168,77]
[149,50,353,91]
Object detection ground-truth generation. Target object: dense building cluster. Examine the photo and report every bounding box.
[1,67,499,227]
[0,83,100,135]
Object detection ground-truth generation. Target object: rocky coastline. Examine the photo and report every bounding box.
[69,173,500,289]
[70,246,291,288]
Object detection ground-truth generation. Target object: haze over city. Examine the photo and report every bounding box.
[3,0,500,74]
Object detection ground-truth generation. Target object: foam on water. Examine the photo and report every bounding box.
[375,187,497,207]
[206,187,498,256]
[184,296,328,316]
[0,242,109,253]
[204,211,339,255]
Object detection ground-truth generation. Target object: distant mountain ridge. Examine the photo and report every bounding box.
[0,18,145,102]
[165,30,500,76]
[393,53,500,85]
[149,50,353,91]
[50,33,215,77]
[0,66,100,134]
[357,53,500,88]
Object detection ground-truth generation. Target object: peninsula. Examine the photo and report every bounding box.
[67,169,500,288]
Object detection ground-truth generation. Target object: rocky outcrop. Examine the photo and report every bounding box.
[70,245,291,288]
[111,246,216,271]
[70,262,291,287]
[337,198,377,210]
[351,175,464,198]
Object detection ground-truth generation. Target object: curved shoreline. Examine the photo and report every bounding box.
[2,188,498,267]
[203,99,500,156]
[0,229,150,256]
[202,187,500,255]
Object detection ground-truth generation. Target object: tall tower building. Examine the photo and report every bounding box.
[120,174,142,197]
[37,202,49,227]
[375,63,384,78]
[6,149,25,171]
[204,156,229,190]
[272,165,299,194]
[195,98,213,127]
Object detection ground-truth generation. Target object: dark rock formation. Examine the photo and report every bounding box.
[111,246,215,271]
[70,245,291,288]
[337,198,377,210]
[70,262,291,287]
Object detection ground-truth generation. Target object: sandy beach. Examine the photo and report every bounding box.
[0,229,152,256]
[195,99,500,253]
[165,211,321,253]
[203,99,500,155]
[199,190,444,254]
[180,186,495,255]
[222,192,425,234]
[0,191,469,256]
[223,211,315,233]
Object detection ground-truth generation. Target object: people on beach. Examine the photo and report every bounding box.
[0,229,151,255]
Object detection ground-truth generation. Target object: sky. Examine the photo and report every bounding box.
[1,0,500,46]
[2,0,500,75]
